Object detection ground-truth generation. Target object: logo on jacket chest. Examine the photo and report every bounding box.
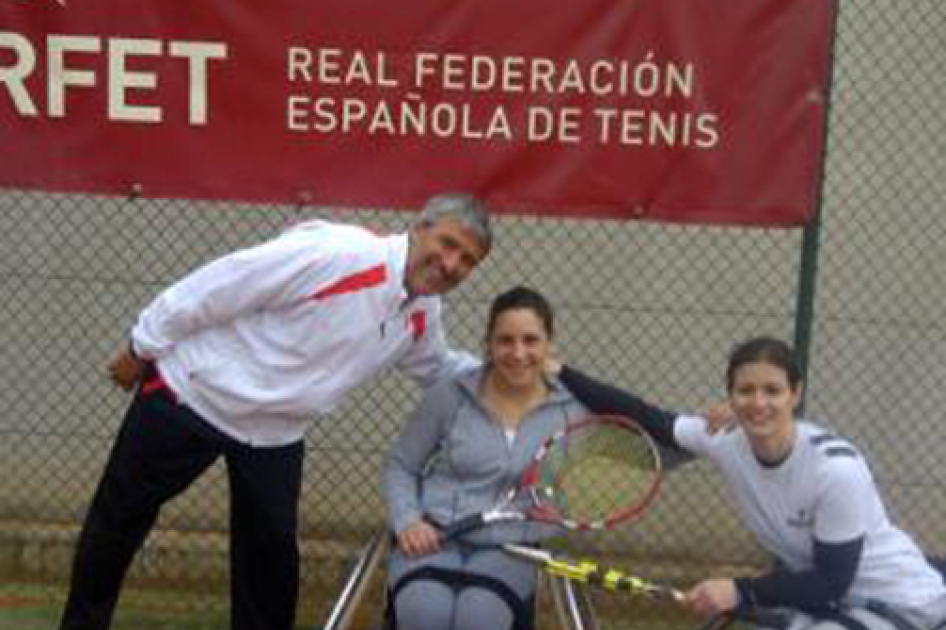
[378,308,426,341]
[786,507,814,529]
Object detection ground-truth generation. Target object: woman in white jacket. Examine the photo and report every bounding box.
[554,336,946,630]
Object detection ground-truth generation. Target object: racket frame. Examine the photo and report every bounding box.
[441,413,663,540]
[521,413,664,530]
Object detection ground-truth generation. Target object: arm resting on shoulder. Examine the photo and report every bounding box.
[559,365,681,450]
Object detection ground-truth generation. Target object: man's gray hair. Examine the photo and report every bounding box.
[418,193,493,253]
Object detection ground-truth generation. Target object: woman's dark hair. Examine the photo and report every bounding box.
[486,286,554,340]
[726,336,801,391]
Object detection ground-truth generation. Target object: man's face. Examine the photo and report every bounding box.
[405,219,488,296]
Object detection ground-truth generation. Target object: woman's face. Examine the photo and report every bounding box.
[729,360,801,443]
[486,307,551,391]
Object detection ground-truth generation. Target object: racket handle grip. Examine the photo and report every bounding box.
[439,514,486,541]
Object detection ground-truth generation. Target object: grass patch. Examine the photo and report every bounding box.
[0,579,732,630]
[0,582,231,630]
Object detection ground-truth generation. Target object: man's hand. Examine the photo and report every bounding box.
[396,520,441,557]
[685,578,739,616]
[108,344,144,391]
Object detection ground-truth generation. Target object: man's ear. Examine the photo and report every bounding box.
[411,221,432,236]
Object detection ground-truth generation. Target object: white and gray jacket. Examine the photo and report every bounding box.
[384,367,587,547]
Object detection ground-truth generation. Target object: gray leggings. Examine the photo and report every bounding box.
[387,546,535,630]
[394,578,521,630]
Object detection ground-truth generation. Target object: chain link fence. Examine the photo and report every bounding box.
[1,0,944,627]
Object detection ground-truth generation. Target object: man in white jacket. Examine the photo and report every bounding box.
[59,193,492,630]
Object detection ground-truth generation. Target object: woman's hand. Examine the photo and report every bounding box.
[703,400,736,435]
[397,520,442,557]
[684,578,739,616]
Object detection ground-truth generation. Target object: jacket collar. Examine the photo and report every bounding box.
[387,232,412,305]
[455,365,574,408]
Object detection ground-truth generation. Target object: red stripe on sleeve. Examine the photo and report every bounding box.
[409,310,426,340]
[311,264,388,300]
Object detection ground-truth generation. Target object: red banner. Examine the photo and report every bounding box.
[0,0,835,225]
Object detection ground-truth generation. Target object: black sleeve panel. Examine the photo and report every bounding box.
[559,365,680,449]
[737,537,863,613]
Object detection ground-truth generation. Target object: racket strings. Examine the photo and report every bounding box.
[538,422,658,523]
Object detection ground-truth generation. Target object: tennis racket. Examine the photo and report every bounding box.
[440,413,662,540]
[504,545,792,630]
[503,543,684,602]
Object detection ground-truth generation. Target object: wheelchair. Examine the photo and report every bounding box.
[323,529,596,630]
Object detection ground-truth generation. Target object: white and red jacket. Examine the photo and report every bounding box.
[131,220,477,446]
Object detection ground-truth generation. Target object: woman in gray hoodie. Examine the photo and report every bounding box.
[383,286,586,630]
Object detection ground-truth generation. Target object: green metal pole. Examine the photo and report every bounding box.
[793,0,839,415]
[793,212,822,415]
